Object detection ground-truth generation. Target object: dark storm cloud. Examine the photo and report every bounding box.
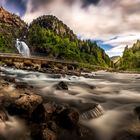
[1,0,140,56]
[82,0,100,7]
[1,0,27,16]
[27,0,101,12]
[22,0,140,57]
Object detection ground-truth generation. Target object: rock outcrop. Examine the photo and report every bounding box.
[3,94,96,140]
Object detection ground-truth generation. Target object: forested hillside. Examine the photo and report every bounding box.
[119,40,140,70]
[0,7,111,68]
[27,15,111,67]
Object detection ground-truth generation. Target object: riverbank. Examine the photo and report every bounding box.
[0,74,97,140]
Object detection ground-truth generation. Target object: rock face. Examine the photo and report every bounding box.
[0,107,8,122]
[7,95,44,119]
[0,7,25,28]
[0,7,26,53]
[113,128,140,140]
[134,106,140,120]
[4,94,96,140]
[55,81,68,90]
[30,15,77,41]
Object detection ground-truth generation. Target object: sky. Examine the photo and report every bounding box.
[1,0,140,57]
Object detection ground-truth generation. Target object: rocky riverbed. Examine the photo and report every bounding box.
[0,66,140,140]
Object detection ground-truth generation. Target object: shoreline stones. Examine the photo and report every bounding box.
[4,94,96,140]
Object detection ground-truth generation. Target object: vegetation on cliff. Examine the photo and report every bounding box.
[27,15,111,67]
[0,7,111,68]
[118,40,140,71]
[0,7,26,53]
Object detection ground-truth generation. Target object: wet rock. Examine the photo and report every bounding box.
[15,82,29,89]
[0,107,8,122]
[113,130,140,140]
[44,102,57,114]
[56,81,68,90]
[134,106,140,120]
[57,108,79,130]
[136,77,140,79]
[48,74,62,79]
[78,124,97,140]
[31,124,56,140]
[2,76,16,83]
[7,95,43,118]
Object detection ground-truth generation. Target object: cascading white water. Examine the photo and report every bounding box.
[15,39,30,57]
[0,66,140,140]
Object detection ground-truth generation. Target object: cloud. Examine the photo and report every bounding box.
[0,0,27,16]
[2,0,140,56]
[22,0,140,39]
[104,33,140,57]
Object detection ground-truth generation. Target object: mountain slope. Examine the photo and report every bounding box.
[0,8,111,68]
[30,15,77,41]
[0,7,26,52]
[27,15,111,67]
[119,40,140,70]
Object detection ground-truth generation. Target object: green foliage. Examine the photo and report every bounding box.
[119,41,140,70]
[0,34,15,53]
[0,8,111,68]
[27,23,111,67]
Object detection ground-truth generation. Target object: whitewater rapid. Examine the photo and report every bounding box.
[0,66,140,140]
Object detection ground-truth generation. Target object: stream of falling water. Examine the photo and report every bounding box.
[0,66,140,140]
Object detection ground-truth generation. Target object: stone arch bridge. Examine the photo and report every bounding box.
[0,53,80,75]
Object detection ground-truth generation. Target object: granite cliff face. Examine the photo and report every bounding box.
[0,7,26,52]
[30,15,77,41]
[0,7,25,28]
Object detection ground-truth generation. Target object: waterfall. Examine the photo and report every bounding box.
[15,39,30,57]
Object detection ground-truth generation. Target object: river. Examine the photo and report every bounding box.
[0,66,140,140]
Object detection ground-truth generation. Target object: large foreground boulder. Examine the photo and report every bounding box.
[31,124,56,140]
[8,95,45,121]
[0,107,8,122]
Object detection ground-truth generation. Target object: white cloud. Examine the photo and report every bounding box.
[22,0,140,38]
[22,0,140,56]
[104,33,140,57]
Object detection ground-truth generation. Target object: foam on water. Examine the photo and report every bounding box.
[0,66,140,140]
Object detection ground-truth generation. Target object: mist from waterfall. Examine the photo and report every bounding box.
[15,39,30,57]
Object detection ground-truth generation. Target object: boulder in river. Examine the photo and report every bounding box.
[134,106,140,121]
[55,81,68,90]
[7,95,43,119]
[56,108,79,130]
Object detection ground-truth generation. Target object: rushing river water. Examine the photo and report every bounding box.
[0,66,140,140]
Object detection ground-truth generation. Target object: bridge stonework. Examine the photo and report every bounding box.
[0,54,80,75]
